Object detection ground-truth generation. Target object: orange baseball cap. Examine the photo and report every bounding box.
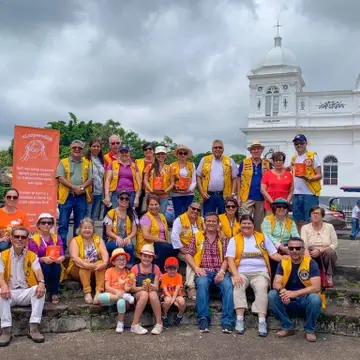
[164,257,179,268]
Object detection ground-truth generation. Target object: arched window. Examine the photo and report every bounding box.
[265,86,280,116]
[323,155,338,185]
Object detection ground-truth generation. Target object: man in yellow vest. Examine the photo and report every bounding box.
[291,134,322,229]
[196,140,238,216]
[238,140,271,231]
[268,237,322,342]
[0,227,46,346]
[104,135,121,169]
[56,140,93,251]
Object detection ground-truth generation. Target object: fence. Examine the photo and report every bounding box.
[336,205,352,229]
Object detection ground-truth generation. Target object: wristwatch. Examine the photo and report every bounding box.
[39,280,45,284]
[80,186,85,191]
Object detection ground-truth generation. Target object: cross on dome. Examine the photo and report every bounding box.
[274,21,282,36]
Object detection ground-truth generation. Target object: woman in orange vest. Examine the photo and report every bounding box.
[28,213,65,304]
[170,145,196,218]
[143,146,174,215]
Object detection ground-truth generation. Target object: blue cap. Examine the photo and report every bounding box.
[119,144,130,152]
[272,198,290,207]
[292,134,307,142]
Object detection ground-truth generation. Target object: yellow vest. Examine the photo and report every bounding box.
[200,155,233,199]
[58,157,92,204]
[266,214,293,233]
[106,209,133,236]
[281,255,326,309]
[104,152,115,167]
[219,214,241,239]
[1,249,38,287]
[31,233,58,247]
[291,151,322,196]
[232,231,271,274]
[136,212,168,258]
[108,161,139,192]
[178,213,204,246]
[147,164,171,193]
[66,235,102,274]
[193,231,223,267]
[170,161,194,192]
[135,158,146,178]
[239,158,271,202]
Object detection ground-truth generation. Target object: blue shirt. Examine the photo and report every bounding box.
[276,259,320,291]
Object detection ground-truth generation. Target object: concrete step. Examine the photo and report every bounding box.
[325,285,360,306]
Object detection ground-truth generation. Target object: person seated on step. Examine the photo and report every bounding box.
[184,212,234,334]
[268,237,323,342]
[97,248,134,334]
[226,214,282,337]
[171,201,204,300]
[28,213,65,305]
[218,197,241,242]
[130,244,163,335]
[301,206,338,287]
[160,257,186,328]
[67,217,109,304]
[0,226,46,347]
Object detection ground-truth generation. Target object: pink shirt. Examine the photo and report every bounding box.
[108,162,138,192]
[140,214,166,240]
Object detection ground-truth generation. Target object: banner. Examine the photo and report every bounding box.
[12,126,60,232]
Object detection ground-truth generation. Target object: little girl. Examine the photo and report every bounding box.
[97,248,135,333]
[130,244,163,335]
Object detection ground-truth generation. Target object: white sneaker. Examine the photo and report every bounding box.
[235,318,245,334]
[151,323,163,335]
[131,324,148,335]
[123,293,135,305]
[116,322,124,334]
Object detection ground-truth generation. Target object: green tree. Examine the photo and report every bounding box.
[230,154,246,164]
[0,150,12,169]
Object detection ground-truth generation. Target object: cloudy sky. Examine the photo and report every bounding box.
[1,0,360,154]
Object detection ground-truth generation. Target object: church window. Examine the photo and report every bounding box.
[265,86,280,116]
[323,155,338,185]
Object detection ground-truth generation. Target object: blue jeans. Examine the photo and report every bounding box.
[106,240,135,267]
[268,290,322,333]
[154,242,178,271]
[203,192,225,216]
[41,263,62,296]
[172,195,194,218]
[87,194,103,221]
[351,218,360,239]
[111,191,136,209]
[292,194,319,222]
[58,194,87,251]
[0,242,10,252]
[196,272,234,328]
[159,197,168,215]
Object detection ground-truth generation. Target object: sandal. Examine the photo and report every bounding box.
[84,293,93,304]
[51,295,60,305]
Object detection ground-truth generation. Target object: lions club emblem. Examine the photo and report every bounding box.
[259,241,266,250]
[299,269,310,281]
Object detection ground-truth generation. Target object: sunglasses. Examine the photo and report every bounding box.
[39,221,54,226]
[178,151,188,156]
[213,146,223,150]
[144,148,153,152]
[294,141,305,146]
[190,206,201,213]
[275,205,288,209]
[72,146,83,150]
[118,196,130,202]
[13,235,27,240]
[111,142,121,145]
[226,205,237,209]
[288,246,303,251]
[6,195,18,200]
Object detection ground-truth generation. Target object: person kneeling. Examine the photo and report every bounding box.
[160,257,186,328]
[97,248,135,334]
[268,237,323,342]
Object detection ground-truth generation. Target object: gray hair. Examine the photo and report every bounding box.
[212,139,224,147]
[109,135,121,144]
[70,140,85,148]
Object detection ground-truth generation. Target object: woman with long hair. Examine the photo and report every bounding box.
[219,197,241,241]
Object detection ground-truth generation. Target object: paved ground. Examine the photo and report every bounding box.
[1,327,360,360]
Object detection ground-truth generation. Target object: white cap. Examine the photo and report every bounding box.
[155,146,167,154]
[37,213,54,222]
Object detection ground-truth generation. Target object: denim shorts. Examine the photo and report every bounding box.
[292,194,319,222]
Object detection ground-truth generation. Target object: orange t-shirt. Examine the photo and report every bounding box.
[104,267,130,291]
[160,273,183,296]
[144,164,168,198]
[0,208,29,234]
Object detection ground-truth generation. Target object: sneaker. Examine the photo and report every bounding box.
[172,315,183,327]
[151,323,163,335]
[199,319,209,333]
[258,321,267,337]
[162,316,171,329]
[131,324,148,335]
[235,318,245,335]
[116,322,124,334]
[222,325,233,334]
[123,293,135,305]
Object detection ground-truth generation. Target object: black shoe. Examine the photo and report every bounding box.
[172,315,183,327]
[350,235,355,240]
[199,319,209,333]
[162,317,171,329]
[222,325,233,334]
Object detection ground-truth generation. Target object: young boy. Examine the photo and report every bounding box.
[160,257,186,328]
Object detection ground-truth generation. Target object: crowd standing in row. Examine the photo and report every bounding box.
[0,134,342,346]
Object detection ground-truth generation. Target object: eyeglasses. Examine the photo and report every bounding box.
[6,195,18,200]
[13,235,27,240]
[311,212,322,216]
[178,151,188,156]
[288,246,303,251]
[118,197,130,202]
[144,148,153,152]
[114,258,127,262]
[294,141,305,146]
[111,142,121,145]
[226,205,237,209]
[190,206,201,213]
[39,221,54,226]
[213,146,223,150]
[72,146,83,150]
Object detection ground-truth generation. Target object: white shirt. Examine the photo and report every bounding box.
[171,217,201,249]
[226,234,277,273]
[352,205,360,219]
[171,163,197,197]
[293,153,321,195]
[196,156,238,192]
[0,247,41,290]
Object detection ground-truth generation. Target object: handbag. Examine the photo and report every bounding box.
[319,256,330,288]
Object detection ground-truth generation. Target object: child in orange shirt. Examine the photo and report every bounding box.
[160,257,186,328]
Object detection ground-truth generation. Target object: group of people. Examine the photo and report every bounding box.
[0,133,343,346]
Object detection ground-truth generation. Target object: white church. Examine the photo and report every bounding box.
[241,28,360,203]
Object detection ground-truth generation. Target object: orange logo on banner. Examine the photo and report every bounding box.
[12,126,60,232]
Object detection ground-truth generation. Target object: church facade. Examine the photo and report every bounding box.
[241,32,360,201]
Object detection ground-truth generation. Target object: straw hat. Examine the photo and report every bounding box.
[110,248,130,262]
[172,144,193,157]
[247,140,264,151]
[140,244,156,257]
